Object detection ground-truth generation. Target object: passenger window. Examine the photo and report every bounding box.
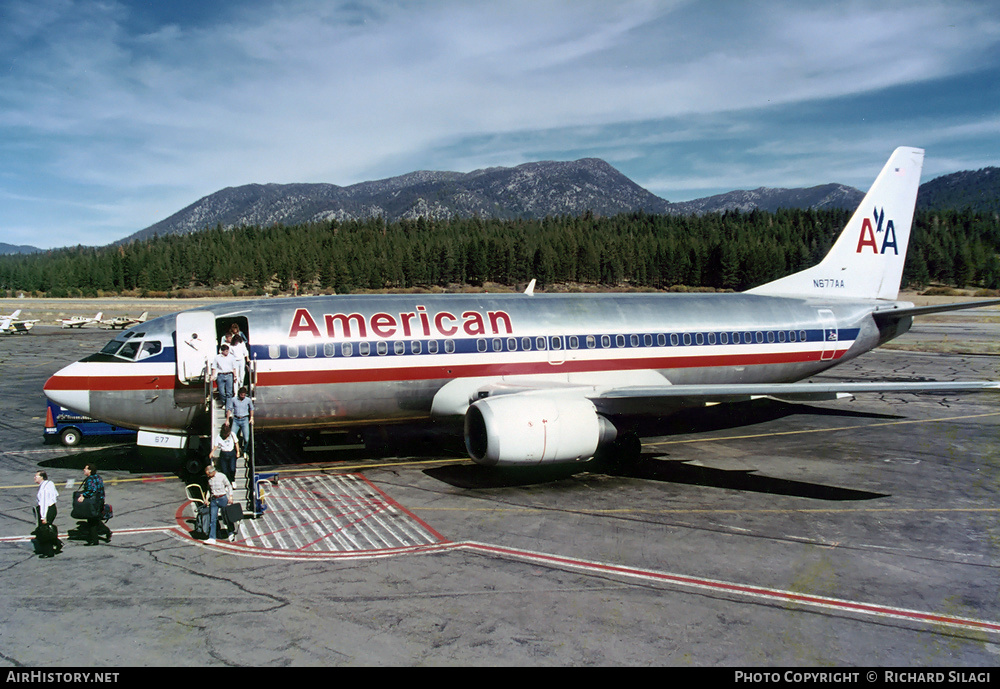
[799,330,807,342]
[695,333,704,346]
[586,335,596,349]
[707,332,716,345]
[428,340,439,354]
[551,337,562,350]
[683,333,691,346]
[444,340,455,353]
[342,342,353,357]
[305,344,317,358]
[394,341,405,355]
[535,337,547,351]
[492,338,502,351]
[268,344,280,359]
[569,336,579,349]
[287,345,299,359]
[324,343,336,357]
[616,335,625,348]
[377,341,388,356]
[657,333,665,346]
[670,333,679,346]
[601,335,610,348]
[411,341,421,354]
[720,332,729,345]
[507,338,517,351]
[522,337,532,351]
[477,339,487,352]
[358,342,370,356]
[630,334,638,347]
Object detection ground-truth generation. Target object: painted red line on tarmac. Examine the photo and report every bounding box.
[458,542,1000,635]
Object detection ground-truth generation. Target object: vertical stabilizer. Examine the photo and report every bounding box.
[747,147,924,300]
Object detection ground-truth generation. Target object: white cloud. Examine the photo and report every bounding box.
[1,0,998,247]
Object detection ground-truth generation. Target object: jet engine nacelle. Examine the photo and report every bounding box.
[464,395,617,466]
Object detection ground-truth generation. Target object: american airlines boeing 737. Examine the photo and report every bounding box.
[43,147,1000,466]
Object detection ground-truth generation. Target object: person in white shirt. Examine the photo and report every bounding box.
[205,464,235,544]
[211,422,240,483]
[212,344,237,407]
[229,335,249,391]
[33,471,62,558]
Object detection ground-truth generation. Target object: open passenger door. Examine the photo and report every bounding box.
[176,311,217,384]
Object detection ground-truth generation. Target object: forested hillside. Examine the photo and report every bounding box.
[917,168,1000,213]
[2,208,998,297]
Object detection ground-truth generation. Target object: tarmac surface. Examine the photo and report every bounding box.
[0,318,998,666]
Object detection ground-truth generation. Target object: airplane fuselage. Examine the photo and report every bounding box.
[43,292,910,438]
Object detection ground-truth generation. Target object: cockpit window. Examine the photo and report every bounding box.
[118,341,141,360]
[138,341,161,359]
[99,338,161,360]
[101,340,126,356]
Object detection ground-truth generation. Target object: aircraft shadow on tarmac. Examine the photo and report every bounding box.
[39,444,186,473]
[424,458,888,501]
[629,398,902,438]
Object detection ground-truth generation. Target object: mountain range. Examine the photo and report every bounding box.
[5,159,997,253]
[0,242,45,255]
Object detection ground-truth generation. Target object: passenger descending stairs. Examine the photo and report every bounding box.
[208,387,257,518]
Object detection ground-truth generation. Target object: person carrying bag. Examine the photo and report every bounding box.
[32,471,62,558]
[75,464,112,546]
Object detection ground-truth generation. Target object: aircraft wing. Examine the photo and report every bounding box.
[596,380,1000,407]
[466,378,1000,418]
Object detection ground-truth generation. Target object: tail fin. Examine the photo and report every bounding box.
[747,146,924,300]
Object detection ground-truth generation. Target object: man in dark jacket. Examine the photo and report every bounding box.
[77,463,111,546]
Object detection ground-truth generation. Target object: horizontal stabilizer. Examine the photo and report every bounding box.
[872,298,1000,324]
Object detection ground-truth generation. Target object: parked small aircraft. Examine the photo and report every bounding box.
[102,311,149,330]
[59,312,103,328]
[0,310,40,334]
[43,147,1000,466]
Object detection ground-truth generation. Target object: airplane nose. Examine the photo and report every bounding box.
[43,364,91,415]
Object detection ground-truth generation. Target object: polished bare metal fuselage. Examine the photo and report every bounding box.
[62,291,908,435]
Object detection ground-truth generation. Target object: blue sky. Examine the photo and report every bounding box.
[2,0,999,249]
